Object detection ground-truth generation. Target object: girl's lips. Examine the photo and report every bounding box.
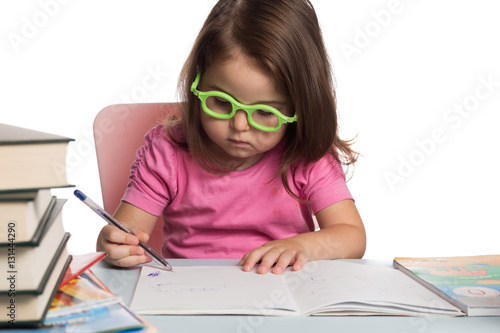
[229,139,249,146]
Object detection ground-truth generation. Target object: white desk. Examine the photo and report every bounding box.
[92,259,500,333]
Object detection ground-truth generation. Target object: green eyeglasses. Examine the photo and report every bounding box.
[190,71,297,132]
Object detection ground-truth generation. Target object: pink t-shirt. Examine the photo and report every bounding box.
[123,125,353,259]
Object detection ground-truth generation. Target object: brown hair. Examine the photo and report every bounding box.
[167,0,358,198]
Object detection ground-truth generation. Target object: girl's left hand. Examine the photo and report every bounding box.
[237,238,310,275]
[238,200,366,275]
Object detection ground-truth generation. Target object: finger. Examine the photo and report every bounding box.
[103,241,153,268]
[104,252,152,268]
[128,225,150,243]
[237,252,250,267]
[101,225,140,246]
[271,250,296,275]
[257,248,283,274]
[97,226,124,252]
[292,252,309,271]
[241,248,268,272]
[105,243,145,260]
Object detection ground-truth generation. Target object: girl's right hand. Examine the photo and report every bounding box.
[96,224,153,267]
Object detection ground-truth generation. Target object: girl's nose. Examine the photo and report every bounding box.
[231,109,251,131]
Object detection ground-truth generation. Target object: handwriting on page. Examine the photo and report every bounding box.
[147,270,160,277]
[149,282,227,294]
[146,270,226,294]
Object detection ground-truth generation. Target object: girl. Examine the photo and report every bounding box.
[96,0,366,275]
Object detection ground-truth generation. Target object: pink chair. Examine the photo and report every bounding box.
[93,103,179,253]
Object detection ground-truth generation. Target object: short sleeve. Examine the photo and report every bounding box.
[292,154,353,215]
[122,125,178,216]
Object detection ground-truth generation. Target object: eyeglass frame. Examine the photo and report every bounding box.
[190,71,297,132]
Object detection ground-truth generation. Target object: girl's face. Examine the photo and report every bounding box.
[199,53,291,170]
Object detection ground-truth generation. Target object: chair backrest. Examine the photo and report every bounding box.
[93,103,179,253]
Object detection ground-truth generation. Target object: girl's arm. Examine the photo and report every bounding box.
[96,201,159,267]
[238,199,366,274]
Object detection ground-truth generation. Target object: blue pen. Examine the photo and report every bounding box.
[74,189,173,271]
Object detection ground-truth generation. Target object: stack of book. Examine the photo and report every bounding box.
[0,123,73,327]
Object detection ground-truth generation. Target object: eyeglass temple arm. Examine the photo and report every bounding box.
[190,71,202,95]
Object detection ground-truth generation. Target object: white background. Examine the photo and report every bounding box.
[1,0,499,259]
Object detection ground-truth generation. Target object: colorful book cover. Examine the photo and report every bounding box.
[48,270,121,318]
[43,302,152,332]
[393,255,500,316]
[43,268,156,332]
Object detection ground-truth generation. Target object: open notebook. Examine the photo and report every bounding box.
[129,260,463,316]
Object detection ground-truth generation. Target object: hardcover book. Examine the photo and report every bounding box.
[0,123,73,192]
[393,255,500,316]
[0,199,69,293]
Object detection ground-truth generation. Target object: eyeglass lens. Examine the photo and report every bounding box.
[205,96,280,128]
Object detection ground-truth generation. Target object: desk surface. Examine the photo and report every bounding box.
[92,259,500,333]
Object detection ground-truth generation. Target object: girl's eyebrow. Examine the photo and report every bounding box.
[207,83,287,107]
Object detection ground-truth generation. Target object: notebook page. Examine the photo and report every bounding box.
[283,261,462,316]
[130,265,298,315]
